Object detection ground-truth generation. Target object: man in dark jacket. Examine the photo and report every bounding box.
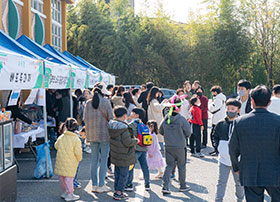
[229,85,280,202]
[108,107,138,200]
[236,79,252,115]
[159,98,192,194]
[137,82,154,123]
[46,89,56,117]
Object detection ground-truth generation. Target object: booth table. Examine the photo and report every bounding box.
[13,127,44,149]
[13,121,56,149]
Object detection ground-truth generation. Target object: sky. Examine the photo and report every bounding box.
[134,0,207,23]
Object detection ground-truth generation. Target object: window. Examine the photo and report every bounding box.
[52,0,61,23]
[31,0,44,13]
[52,23,62,51]
[52,0,62,51]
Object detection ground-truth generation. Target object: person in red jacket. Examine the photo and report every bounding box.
[189,96,204,158]
[195,86,209,149]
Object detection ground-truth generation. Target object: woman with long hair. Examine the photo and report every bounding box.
[111,85,125,107]
[147,86,167,150]
[123,92,136,116]
[111,86,119,97]
[83,89,92,101]
[83,83,114,193]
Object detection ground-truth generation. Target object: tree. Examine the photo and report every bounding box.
[240,0,280,87]
[212,0,252,92]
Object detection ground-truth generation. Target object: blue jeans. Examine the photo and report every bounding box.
[114,166,129,192]
[74,163,80,184]
[127,151,150,186]
[159,142,165,152]
[90,141,110,187]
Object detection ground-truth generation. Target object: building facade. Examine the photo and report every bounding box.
[0,0,73,51]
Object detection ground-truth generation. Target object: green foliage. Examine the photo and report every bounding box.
[67,0,280,95]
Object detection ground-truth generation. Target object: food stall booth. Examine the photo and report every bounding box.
[0,45,41,202]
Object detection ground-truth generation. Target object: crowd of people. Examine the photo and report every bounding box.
[48,80,280,202]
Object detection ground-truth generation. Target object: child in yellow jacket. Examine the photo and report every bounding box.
[54,118,82,201]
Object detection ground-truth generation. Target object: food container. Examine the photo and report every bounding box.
[14,121,22,134]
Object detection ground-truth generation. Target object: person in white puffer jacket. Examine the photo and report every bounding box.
[208,85,226,156]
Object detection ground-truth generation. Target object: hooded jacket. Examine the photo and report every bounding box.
[209,93,227,125]
[159,113,191,148]
[213,117,234,166]
[54,131,82,177]
[108,120,138,167]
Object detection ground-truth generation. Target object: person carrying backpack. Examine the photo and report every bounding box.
[125,107,152,192]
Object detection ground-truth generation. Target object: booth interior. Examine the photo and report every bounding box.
[0,30,115,202]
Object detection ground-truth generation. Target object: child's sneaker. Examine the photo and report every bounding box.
[124,184,133,192]
[64,193,80,201]
[113,192,128,200]
[162,187,171,195]
[73,180,81,189]
[84,146,92,154]
[60,192,67,199]
[145,184,151,191]
[96,185,110,193]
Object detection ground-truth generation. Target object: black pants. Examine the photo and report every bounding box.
[190,124,201,153]
[244,186,280,202]
[210,124,218,152]
[202,119,208,146]
[107,153,111,169]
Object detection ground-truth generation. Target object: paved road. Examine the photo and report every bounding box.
[16,138,271,202]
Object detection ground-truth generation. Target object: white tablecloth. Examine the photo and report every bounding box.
[13,121,56,148]
[13,127,44,148]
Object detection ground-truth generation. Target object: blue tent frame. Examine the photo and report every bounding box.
[17,35,68,65]
[0,31,40,59]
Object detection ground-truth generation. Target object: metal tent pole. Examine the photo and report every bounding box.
[70,67,73,118]
[42,60,50,178]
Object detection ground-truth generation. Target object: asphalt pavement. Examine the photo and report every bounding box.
[15,133,272,202]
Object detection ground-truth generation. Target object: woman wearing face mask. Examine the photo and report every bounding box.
[195,86,209,149]
[188,96,204,158]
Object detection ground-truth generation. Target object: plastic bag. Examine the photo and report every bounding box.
[34,142,53,178]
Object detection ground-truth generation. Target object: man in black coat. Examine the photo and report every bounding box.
[236,79,252,115]
[229,85,280,202]
[137,82,154,123]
